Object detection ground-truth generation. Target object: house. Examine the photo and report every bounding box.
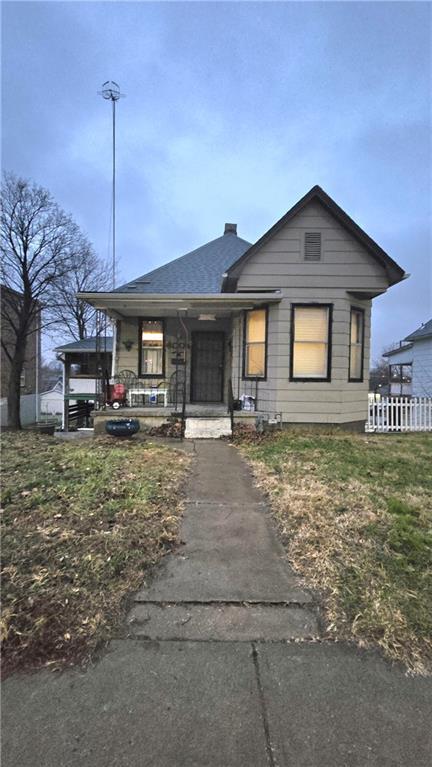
[54,336,112,430]
[383,319,432,397]
[39,380,63,421]
[78,186,406,436]
[1,285,41,427]
[1,285,41,398]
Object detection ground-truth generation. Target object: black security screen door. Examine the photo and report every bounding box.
[191,332,225,402]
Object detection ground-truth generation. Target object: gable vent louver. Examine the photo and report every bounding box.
[304,232,322,261]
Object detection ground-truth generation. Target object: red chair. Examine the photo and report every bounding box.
[106,383,127,409]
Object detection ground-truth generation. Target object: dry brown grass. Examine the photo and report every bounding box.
[1,433,191,676]
[239,430,432,674]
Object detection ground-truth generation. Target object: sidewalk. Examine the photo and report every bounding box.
[3,441,432,767]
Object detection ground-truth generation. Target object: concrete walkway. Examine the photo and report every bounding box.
[3,440,432,767]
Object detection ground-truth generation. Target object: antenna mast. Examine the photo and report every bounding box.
[98,81,124,289]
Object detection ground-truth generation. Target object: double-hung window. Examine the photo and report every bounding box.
[349,308,364,381]
[139,319,164,377]
[290,305,331,381]
[243,308,267,378]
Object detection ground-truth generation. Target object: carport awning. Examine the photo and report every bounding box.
[77,292,282,319]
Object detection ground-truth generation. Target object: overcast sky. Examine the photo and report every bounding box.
[2,0,431,360]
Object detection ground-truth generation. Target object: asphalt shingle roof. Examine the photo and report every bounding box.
[54,336,113,353]
[404,319,432,342]
[114,232,252,294]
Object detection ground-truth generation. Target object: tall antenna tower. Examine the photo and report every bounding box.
[98,81,124,289]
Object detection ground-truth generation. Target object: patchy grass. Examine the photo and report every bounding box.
[237,429,432,674]
[1,433,191,676]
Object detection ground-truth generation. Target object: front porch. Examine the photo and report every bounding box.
[78,290,282,436]
[92,404,257,436]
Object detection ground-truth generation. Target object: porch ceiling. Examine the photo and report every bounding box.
[77,291,282,318]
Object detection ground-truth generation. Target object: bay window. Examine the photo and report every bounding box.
[139,319,164,377]
[349,308,364,381]
[243,308,267,378]
[290,305,332,381]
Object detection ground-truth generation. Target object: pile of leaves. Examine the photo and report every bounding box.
[239,430,432,674]
[228,423,267,444]
[1,432,191,676]
[148,418,183,438]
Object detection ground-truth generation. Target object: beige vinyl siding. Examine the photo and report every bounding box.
[237,201,387,292]
[236,198,378,424]
[115,318,138,373]
[231,310,279,412]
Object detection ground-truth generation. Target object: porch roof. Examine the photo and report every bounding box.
[77,291,282,318]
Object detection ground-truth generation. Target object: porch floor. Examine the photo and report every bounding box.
[95,404,256,418]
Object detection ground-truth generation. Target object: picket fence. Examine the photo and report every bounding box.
[366,396,432,433]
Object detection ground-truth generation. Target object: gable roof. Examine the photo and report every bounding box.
[114,231,252,295]
[222,185,406,291]
[40,380,63,395]
[404,318,432,342]
[54,336,113,354]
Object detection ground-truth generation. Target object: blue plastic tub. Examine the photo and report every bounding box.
[105,419,140,438]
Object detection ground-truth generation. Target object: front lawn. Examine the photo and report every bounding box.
[237,429,432,674]
[1,433,191,676]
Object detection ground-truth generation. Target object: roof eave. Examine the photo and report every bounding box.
[404,332,432,343]
[382,343,414,358]
[78,291,282,306]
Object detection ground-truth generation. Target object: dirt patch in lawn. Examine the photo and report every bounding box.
[237,430,432,675]
[1,433,191,677]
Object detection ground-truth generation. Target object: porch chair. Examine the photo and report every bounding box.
[114,369,140,407]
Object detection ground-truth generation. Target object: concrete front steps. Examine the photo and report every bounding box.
[184,416,232,439]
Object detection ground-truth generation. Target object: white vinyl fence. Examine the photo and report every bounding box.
[367,396,432,433]
[0,394,40,428]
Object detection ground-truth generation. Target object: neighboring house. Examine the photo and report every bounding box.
[54,336,113,430]
[383,319,432,397]
[39,380,63,420]
[1,284,41,397]
[78,186,406,433]
[1,284,41,427]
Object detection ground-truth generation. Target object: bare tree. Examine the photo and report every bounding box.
[1,172,84,429]
[369,344,400,393]
[40,357,62,391]
[48,241,110,341]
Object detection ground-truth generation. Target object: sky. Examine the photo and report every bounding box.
[2,0,431,361]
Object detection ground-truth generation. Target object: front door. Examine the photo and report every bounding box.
[191,332,225,403]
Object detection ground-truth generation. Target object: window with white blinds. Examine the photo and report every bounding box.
[244,308,267,378]
[349,308,364,381]
[291,305,331,380]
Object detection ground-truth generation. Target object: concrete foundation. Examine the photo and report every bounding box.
[92,406,255,436]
